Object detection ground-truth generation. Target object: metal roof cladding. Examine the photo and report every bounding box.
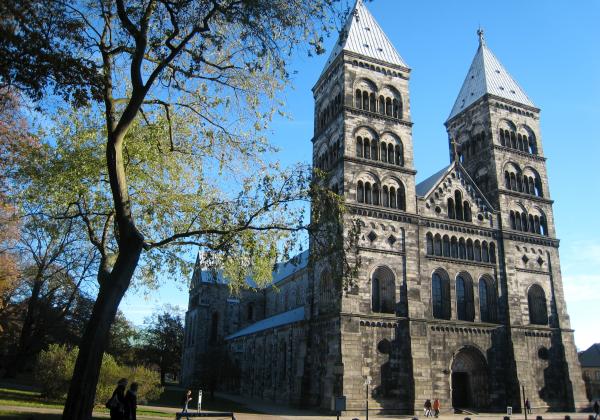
[321,0,408,75]
[447,28,535,121]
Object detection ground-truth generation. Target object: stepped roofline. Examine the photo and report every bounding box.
[319,0,408,78]
[447,29,535,122]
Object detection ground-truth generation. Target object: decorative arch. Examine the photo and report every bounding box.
[432,269,451,320]
[450,346,489,409]
[371,266,396,314]
[528,284,548,325]
[479,275,497,323]
[455,272,475,322]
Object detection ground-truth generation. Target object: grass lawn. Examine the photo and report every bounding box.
[0,388,63,409]
[0,412,104,420]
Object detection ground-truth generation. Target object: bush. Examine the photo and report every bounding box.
[35,344,163,404]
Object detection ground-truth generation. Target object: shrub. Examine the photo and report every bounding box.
[35,344,162,404]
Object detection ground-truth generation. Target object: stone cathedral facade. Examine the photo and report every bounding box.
[181,0,587,414]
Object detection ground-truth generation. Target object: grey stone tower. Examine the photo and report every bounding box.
[445,29,587,410]
[311,0,420,411]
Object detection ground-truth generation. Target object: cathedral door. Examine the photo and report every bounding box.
[450,347,489,410]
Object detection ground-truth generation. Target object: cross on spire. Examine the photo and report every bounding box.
[477,26,485,46]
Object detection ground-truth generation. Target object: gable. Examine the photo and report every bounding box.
[419,163,495,226]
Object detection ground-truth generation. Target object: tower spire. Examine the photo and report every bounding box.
[477,26,485,46]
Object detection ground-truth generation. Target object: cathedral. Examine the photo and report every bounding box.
[181,0,587,414]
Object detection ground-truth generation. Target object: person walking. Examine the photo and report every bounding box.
[182,389,193,413]
[124,382,138,420]
[525,398,532,414]
[107,378,127,420]
[424,399,432,417]
[433,398,440,418]
[593,400,599,420]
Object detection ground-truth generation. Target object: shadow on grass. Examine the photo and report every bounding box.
[0,412,103,420]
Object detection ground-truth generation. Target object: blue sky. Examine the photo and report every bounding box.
[122,0,600,350]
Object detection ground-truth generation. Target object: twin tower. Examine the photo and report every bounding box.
[310,0,587,412]
[182,0,587,414]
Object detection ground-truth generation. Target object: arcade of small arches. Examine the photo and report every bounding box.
[356,135,404,166]
[504,163,543,197]
[499,126,538,155]
[315,138,343,171]
[353,78,403,120]
[457,131,486,163]
[351,59,404,78]
[446,190,473,222]
[426,232,497,264]
[431,270,498,323]
[357,180,406,210]
[316,91,343,132]
[509,209,548,235]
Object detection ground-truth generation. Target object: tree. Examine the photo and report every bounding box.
[106,311,138,366]
[139,307,184,384]
[4,214,97,375]
[2,1,349,418]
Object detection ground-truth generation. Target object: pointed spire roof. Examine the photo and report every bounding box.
[320,0,408,75]
[447,29,535,121]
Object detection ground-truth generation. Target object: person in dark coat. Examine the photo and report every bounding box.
[124,382,138,420]
[593,400,599,420]
[109,378,127,420]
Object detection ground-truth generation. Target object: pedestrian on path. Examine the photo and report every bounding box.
[525,398,532,414]
[124,382,138,420]
[182,389,193,413]
[593,400,599,420]
[433,398,440,418]
[107,378,127,420]
[424,399,432,417]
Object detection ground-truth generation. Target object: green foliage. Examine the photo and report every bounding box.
[35,344,78,399]
[35,345,162,404]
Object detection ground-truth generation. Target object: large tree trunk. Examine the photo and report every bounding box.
[62,239,142,420]
[5,273,43,377]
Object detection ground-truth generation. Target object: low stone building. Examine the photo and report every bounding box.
[181,0,587,414]
[579,344,600,402]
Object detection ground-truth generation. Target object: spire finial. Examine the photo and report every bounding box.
[477,26,485,46]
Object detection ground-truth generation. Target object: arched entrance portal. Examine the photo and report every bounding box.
[450,347,489,410]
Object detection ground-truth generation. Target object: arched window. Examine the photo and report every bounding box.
[385,97,392,116]
[378,95,385,115]
[456,274,474,322]
[474,240,482,262]
[371,139,378,160]
[454,190,464,221]
[357,181,364,203]
[387,143,394,164]
[397,183,406,211]
[372,267,395,314]
[515,211,522,231]
[463,201,472,222]
[426,232,434,255]
[451,236,458,258]
[365,182,372,204]
[432,271,451,320]
[540,215,548,236]
[356,137,363,158]
[210,311,219,343]
[392,98,400,118]
[529,136,538,155]
[355,89,362,108]
[465,238,473,260]
[389,187,397,209]
[447,198,455,219]
[535,178,543,197]
[372,184,380,206]
[362,91,369,110]
[363,138,370,159]
[380,142,387,163]
[382,186,389,207]
[458,238,466,259]
[479,277,497,323]
[369,92,376,112]
[433,234,442,256]
[395,144,404,166]
[482,241,490,263]
[443,235,450,257]
[528,284,548,325]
